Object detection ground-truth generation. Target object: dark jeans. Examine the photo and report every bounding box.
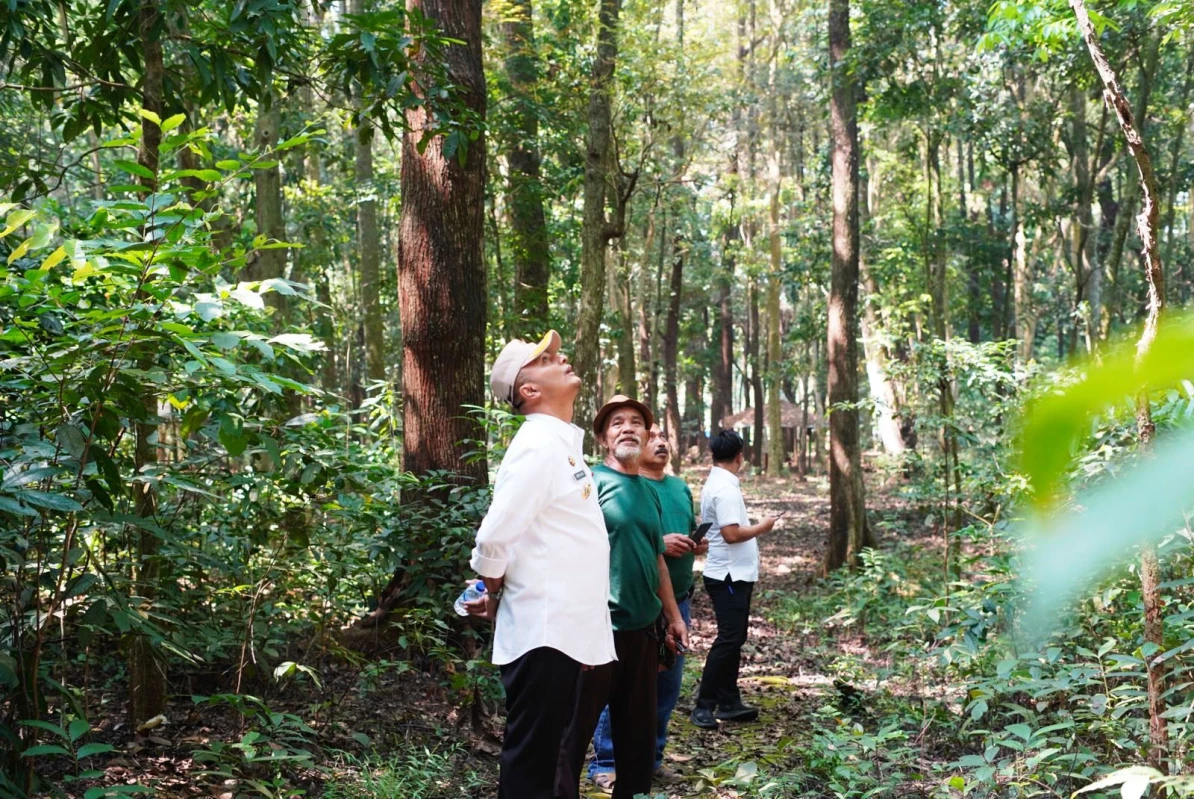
[588,597,691,775]
[498,647,582,799]
[696,576,754,710]
[555,628,657,799]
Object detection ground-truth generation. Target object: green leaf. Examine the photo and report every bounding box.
[113,160,154,180]
[68,719,90,743]
[211,332,241,351]
[17,490,83,512]
[41,245,67,270]
[138,109,162,126]
[160,113,186,133]
[0,496,37,517]
[76,742,115,759]
[21,744,72,758]
[20,720,69,739]
[1,208,36,238]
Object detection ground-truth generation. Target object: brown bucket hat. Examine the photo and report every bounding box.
[593,394,654,436]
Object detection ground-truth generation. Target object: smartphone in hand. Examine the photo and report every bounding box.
[691,521,713,545]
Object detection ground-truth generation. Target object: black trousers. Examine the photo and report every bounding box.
[555,628,657,799]
[696,576,755,710]
[499,647,582,799]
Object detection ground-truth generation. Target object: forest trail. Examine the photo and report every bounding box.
[567,471,937,799]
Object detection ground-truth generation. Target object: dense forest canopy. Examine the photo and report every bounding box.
[5,0,1194,796]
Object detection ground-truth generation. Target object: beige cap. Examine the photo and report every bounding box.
[490,330,562,406]
[593,394,654,436]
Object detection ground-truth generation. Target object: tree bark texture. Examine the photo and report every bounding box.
[398,0,487,487]
[502,0,551,338]
[664,235,683,474]
[250,99,286,311]
[825,0,868,572]
[1072,0,1168,771]
[353,113,385,385]
[130,0,166,728]
[766,160,783,477]
[573,0,633,441]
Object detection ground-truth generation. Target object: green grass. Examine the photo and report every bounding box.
[321,745,489,799]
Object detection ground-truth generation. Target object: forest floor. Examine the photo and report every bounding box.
[72,468,967,799]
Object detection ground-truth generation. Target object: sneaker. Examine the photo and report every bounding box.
[689,707,718,729]
[591,772,616,794]
[654,764,681,782]
[715,702,759,722]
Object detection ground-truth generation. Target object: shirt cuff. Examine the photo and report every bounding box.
[470,548,507,579]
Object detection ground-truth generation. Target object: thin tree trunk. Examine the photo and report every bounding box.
[129,0,166,728]
[1011,164,1035,361]
[615,243,637,398]
[712,196,737,433]
[748,272,764,467]
[825,0,869,572]
[638,210,657,407]
[664,235,684,474]
[861,160,906,456]
[766,157,783,477]
[1073,0,1168,772]
[503,0,551,337]
[1068,84,1100,349]
[350,0,385,385]
[249,99,286,305]
[1103,30,1161,336]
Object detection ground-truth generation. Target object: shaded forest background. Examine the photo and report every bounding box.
[6,0,1194,796]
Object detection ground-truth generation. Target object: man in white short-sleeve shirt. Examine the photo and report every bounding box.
[464,330,616,799]
[690,430,780,730]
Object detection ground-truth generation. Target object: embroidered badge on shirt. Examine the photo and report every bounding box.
[582,483,592,500]
[573,470,586,481]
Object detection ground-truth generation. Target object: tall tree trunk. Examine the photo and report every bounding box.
[1068,84,1100,349]
[249,99,286,310]
[1011,164,1035,361]
[1103,30,1160,335]
[637,210,657,407]
[1073,0,1168,772]
[860,160,906,456]
[398,0,487,484]
[766,157,783,477]
[960,139,981,344]
[503,0,551,337]
[664,235,684,474]
[615,243,637,398]
[129,0,166,728]
[351,0,385,386]
[573,0,632,439]
[748,271,765,467]
[712,191,737,432]
[825,0,869,572]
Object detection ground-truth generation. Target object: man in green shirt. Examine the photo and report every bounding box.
[556,396,689,799]
[586,422,706,791]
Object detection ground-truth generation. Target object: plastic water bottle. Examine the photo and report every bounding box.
[453,580,486,616]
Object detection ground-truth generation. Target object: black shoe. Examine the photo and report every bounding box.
[689,707,718,729]
[715,702,759,722]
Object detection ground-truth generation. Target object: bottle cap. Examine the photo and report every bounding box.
[475,581,486,592]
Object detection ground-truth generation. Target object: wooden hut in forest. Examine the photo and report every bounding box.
[719,400,823,472]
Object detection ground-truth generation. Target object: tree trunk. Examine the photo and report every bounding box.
[637,210,657,407]
[573,0,631,440]
[351,0,385,386]
[825,0,869,573]
[1103,30,1160,336]
[1067,85,1100,348]
[503,0,551,337]
[129,0,166,728]
[664,235,683,474]
[398,0,487,485]
[860,162,906,456]
[1072,0,1168,772]
[249,99,286,307]
[615,243,637,398]
[712,195,737,432]
[1010,164,1035,361]
[766,158,783,477]
[748,272,764,467]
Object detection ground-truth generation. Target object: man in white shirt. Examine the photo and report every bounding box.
[465,330,616,799]
[690,429,780,730]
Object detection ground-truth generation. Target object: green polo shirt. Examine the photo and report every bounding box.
[648,475,697,603]
[593,464,666,632]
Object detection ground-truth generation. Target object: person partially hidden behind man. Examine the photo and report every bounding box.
[465,331,616,799]
[690,429,781,730]
[585,422,706,793]
[555,396,690,799]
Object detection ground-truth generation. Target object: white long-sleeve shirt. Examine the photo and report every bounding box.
[470,414,617,667]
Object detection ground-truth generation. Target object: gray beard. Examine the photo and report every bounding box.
[613,444,642,462]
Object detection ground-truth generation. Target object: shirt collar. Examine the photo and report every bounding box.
[710,465,740,487]
[525,413,585,450]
